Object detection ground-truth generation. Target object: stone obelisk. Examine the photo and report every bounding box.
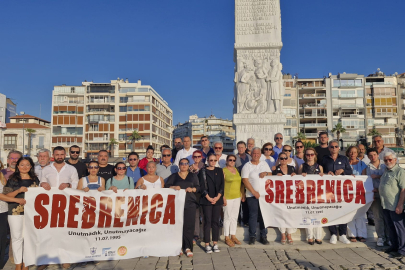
[233,0,286,146]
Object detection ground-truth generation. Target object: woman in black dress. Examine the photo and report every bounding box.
[165,158,200,257]
[199,153,224,253]
[4,157,39,270]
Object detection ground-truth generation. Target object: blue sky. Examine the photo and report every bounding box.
[0,0,404,124]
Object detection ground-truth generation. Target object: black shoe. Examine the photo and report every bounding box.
[368,219,375,226]
[391,252,403,258]
[384,247,398,254]
[260,237,270,245]
[249,237,256,245]
[315,240,323,245]
[244,223,249,227]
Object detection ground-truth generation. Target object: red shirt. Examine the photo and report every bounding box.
[138,158,157,170]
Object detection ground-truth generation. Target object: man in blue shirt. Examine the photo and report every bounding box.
[273,133,284,160]
[200,136,214,163]
[126,152,145,185]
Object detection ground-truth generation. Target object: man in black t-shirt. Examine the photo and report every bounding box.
[66,145,88,179]
[97,150,115,181]
[315,132,330,165]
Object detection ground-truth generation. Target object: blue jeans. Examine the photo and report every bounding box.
[383,209,405,255]
[246,197,267,238]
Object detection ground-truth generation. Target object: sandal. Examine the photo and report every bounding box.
[287,234,293,245]
[225,237,235,247]
[357,237,366,242]
[179,250,184,256]
[281,235,286,245]
[185,249,193,257]
[349,237,357,242]
[231,235,241,245]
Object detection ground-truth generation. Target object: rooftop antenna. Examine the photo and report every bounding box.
[39,104,41,118]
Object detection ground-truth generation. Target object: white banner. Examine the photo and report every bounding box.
[259,175,373,228]
[24,188,186,266]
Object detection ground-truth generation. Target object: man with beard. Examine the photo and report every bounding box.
[172,137,183,161]
[40,146,79,269]
[97,150,115,181]
[35,149,51,179]
[66,145,88,179]
[380,152,405,257]
[209,141,227,168]
[1,150,22,180]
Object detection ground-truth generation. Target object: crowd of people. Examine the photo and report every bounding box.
[1,132,405,269]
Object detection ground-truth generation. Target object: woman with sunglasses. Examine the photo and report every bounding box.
[4,157,39,270]
[77,161,105,192]
[189,150,205,174]
[135,161,164,189]
[346,146,368,243]
[261,143,276,169]
[298,148,324,245]
[222,154,242,247]
[272,152,296,244]
[294,141,305,172]
[199,153,224,253]
[276,145,296,169]
[106,162,135,192]
[165,158,200,257]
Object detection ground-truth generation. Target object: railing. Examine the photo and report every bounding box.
[4,144,16,149]
[52,132,83,136]
[301,94,326,98]
[299,114,327,117]
[299,123,327,127]
[88,99,112,104]
[333,104,363,108]
[87,109,114,113]
[302,103,326,108]
[340,114,365,118]
[365,82,394,86]
[304,133,319,137]
[88,138,108,142]
[374,122,397,126]
[375,112,395,117]
[339,94,360,98]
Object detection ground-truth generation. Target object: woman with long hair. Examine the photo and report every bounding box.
[77,161,105,192]
[4,157,39,270]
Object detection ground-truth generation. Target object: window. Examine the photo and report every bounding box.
[332,90,339,98]
[38,136,44,148]
[120,97,128,103]
[119,106,127,112]
[4,135,17,148]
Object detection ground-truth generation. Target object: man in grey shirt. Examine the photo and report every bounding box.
[156,148,179,183]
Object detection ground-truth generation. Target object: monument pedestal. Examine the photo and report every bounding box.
[233,113,286,146]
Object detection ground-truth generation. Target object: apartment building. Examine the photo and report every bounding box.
[282,75,298,145]
[173,114,235,154]
[51,79,173,159]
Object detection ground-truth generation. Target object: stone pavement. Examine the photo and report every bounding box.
[4,241,405,270]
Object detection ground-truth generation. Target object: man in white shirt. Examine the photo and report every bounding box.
[358,144,370,165]
[40,146,79,190]
[35,149,51,179]
[174,136,197,166]
[211,141,227,168]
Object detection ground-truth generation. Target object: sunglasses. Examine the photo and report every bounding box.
[228,159,236,162]
[70,151,80,154]
[193,155,202,158]
[162,154,171,157]
[384,159,394,162]
[330,146,339,149]
[279,157,288,160]
[116,167,127,170]
[209,159,217,162]
[201,139,208,142]
[284,149,292,152]
[275,137,283,140]
[129,158,137,161]
[88,166,99,169]
[296,146,304,149]
[214,147,222,150]
[306,153,315,157]
[373,140,382,143]
[180,162,189,166]
[264,148,273,151]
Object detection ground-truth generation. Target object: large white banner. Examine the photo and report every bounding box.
[24,188,186,266]
[259,175,373,228]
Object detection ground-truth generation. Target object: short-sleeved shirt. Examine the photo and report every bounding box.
[350,160,367,176]
[366,161,386,190]
[379,164,405,211]
[273,145,283,161]
[106,176,134,190]
[241,161,271,197]
[126,167,143,184]
[1,168,14,180]
[236,153,251,172]
[156,163,179,183]
[4,177,39,215]
[315,146,330,162]
[97,164,115,181]
[66,160,89,179]
[264,157,276,170]
[223,167,242,200]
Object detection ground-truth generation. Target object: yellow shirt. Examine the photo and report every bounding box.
[223,167,242,200]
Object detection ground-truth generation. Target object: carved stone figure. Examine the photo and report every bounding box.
[266,59,282,113]
[235,61,253,113]
[254,59,268,111]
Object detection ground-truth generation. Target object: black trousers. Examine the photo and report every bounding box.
[241,200,249,224]
[328,224,347,236]
[183,205,196,252]
[0,212,8,269]
[202,204,222,243]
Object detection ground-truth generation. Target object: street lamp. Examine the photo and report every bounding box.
[20,111,25,156]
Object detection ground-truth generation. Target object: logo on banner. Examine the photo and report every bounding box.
[321,218,328,224]
[301,217,311,225]
[102,248,116,257]
[118,246,127,256]
[90,247,97,255]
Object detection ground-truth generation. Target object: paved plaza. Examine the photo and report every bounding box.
[4,241,405,270]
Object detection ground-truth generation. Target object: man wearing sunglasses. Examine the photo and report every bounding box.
[126,152,146,186]
[380,152,405,257]
[209,142,227,168]
[156,148,179,183]
[200,136,214,163]
[321,140,353,245]
[373,135,396,161]
[66,145,88,179]
[273,133,284,160]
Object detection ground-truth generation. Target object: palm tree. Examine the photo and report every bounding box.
[128,130,142,151]
[26,128,36,156]
[293,132,306,141]
[108,138,119,157]
[367,128,381,137]
[331,123,346,142]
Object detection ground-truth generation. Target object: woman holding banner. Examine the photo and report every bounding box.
[165,158,200,257]
[346,146,368,242]
[298,148,324,245]
[3,157,39,270]
[77,161,106,191]
[272,152,297,244]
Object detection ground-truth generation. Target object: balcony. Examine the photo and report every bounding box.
[36,145,45,149]
[299,113,327,118]
[301,103,326,108]
[365,82,394,86]
[4,144,17,149]
[300,93,326,98]
[375,112,396,118]
[304,133,319,137]
[332,104,364,109]
[87,109,115,113]
[341,114,365,118]
[339,94,362,98]
[299,123,327,128]
[374,122,397,126]
[87,99,113,104]
[88,137,109,142]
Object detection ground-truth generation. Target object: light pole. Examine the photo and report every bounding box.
[20,111,25,156]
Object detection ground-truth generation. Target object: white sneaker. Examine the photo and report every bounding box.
[213,244,220,253]
[205,245,212,254]
[330,234,337,244]
[377,238,384,247]
[339,235,351,244]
